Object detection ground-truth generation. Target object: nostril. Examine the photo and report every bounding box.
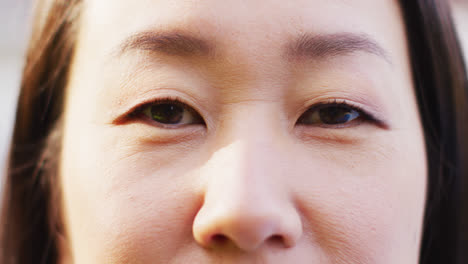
[211,234,229,245]
[267,234,288,247]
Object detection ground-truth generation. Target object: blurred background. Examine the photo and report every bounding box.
[0,0,32,175]
[453,0,468,57]
[0,0,467,175]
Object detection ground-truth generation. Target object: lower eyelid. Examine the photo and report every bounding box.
[295,126,370,145]
[123,123,206,146]
[140,114,201,129]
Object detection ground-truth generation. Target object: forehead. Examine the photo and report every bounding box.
[79,0,405,60]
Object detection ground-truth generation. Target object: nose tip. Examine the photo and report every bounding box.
[192,140,302,252]
[193,201,303,252]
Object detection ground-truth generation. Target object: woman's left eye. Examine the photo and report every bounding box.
[297,103,365,127]
[141,101,204,126]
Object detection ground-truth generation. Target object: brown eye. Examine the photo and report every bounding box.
[298,104,362,126]
[142,101,204,126]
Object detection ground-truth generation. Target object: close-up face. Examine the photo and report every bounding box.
[60,0,427,263]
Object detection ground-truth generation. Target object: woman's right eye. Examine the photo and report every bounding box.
[140,100,204,127]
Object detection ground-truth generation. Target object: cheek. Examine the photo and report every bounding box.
[60,127,204,263]
[292,132,426,263]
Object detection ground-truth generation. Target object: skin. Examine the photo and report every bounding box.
[60,0,427,263]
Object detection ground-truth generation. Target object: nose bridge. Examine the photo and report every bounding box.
[205,100,287,200]
[219,101,286,155]
[202,139,281,212]
[210,103,286,202]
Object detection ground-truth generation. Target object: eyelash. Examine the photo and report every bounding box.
[300,99,379,124]
[125,97,381,128]
[125,96,204,124]
[129,96,186,115]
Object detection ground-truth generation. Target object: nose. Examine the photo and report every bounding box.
[192,140,303,252]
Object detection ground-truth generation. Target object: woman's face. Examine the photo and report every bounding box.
[60,0,427,263]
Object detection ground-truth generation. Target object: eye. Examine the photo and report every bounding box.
[297,101,369,127]
[138,99,204,127]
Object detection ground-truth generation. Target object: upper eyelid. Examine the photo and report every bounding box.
[306,101,368,118]
[306,100,362,111]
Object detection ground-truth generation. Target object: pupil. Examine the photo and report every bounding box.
[319,107,356,124]
[150,104,184,124]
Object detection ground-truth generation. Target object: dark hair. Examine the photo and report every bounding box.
[1,0,467,263]
[400,1,468,263]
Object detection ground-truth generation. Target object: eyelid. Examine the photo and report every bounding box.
[113,95,204,125]
[297,99,389,128]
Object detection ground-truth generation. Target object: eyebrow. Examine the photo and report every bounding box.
[286,33,390,63]
[116,30,390,63]
[117,30,214,58]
